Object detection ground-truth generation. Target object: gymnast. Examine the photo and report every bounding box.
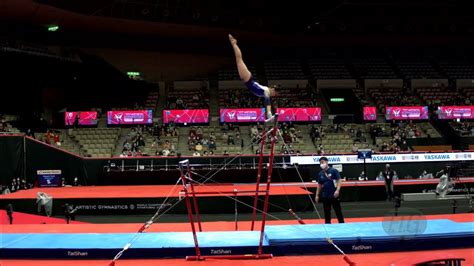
[229,34,277,123]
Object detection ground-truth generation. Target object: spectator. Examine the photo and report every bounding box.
[400,140,409,151]
[44,130,51,144]
[282,131,292,143]
[176,97,184,109]
[376,171,384,181]
[196,127,203,139]
[227,135,235,145]
[195,142,203,152]
[138,137,145,147]
[53,133,61,146]
[192,151,201,156]
[381,142,389,152]
[352,143,358,153]
[25,129,35,138]
[419,170,434,179]
[382,164,395,201]
[358,171,368,181]
[250,125,259,139]
[209,132,216,141]
[208,140,216,151]
[1,184,11,194]
[72,177,80,186]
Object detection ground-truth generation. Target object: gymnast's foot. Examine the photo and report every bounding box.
[229,34,237,45]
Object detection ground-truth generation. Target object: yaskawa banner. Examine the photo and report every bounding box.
[290,152,474,165]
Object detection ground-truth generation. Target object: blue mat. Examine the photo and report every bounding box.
[1,219,473,259]
[265,219,474,255]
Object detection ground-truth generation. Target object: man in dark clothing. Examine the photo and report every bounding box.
[6,204,13,224]
[315,157,345,224]
[382,164,395,201]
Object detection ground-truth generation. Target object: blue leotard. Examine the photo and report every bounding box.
[244,75,271,106]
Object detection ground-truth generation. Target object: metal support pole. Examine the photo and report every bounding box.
[188,169,202,232]
[251,126,267,230]
[258,115,278,255]
[179,160,201,259]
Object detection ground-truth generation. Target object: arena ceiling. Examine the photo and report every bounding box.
[31,0,473,34]
[0,0,472,52]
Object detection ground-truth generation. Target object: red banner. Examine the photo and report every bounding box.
[438,106,474,119]
[276,108,321,122]
[162,109,209,124]
[65,111,98,126]
[385,106,428,120]
[219,108,266,123]
[363,106,377,121]
[107,110,153,125]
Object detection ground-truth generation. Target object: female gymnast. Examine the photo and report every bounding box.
[229,34,277,123]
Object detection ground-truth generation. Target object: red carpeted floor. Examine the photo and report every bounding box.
[0,210,87,225]
[2,178,473,200]
[2,213,472,233]
[0,184,311,199]
[1,248,473,266]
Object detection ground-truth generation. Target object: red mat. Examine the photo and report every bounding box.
[0,184,311,199]
[0,210,87,225]
[2,213,472,233]
[2,178,473,199]
[2,248,473,266]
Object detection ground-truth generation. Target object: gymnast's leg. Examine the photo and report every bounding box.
[229,34,252,82]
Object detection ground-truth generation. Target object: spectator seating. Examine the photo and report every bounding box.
[218,66,257,80]
[369,87,420,112]
[70,128,121,157]
[167,86,209,109]
[308,59,352,79]
[370,122,441,151]
[417,86,463,106]
[264,59,306,80]
[395,60,442,79]
[462,87,474,103]
[144,91,159,110]
[0,115,21,134]
[219,86,313,109]
[438,60,474,79]
[218,87,264,108]
[450,121,473,137]
[309,124,370,154]
[274,87,314,108]
[353,58,398,79]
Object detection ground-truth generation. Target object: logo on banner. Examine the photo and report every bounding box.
[445,108,453,117]
[402,155,419,161]
[114,113,123,121]
[227,111,236,120]
[346,157,359,162]
[455,154,472,159]
[372,155,396,161]
[424,154,450,160]
[393,109,400,117]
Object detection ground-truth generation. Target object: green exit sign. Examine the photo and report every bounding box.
[330,98,345,102]
[127,72,141,76]
[47,25,59,32]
